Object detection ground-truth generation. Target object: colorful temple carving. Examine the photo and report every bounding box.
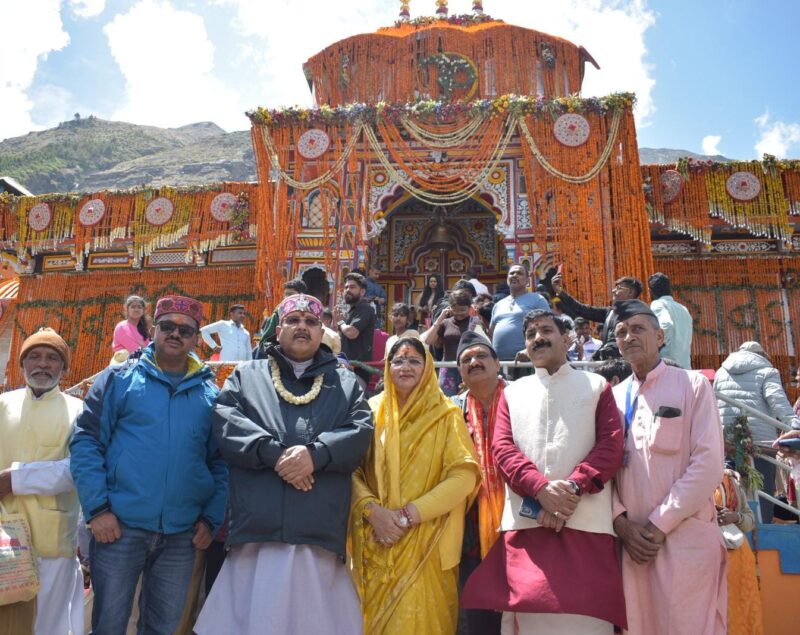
[1,7,800,394]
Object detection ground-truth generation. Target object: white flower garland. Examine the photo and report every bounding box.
[269,358,323,405]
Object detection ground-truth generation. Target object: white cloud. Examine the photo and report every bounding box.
[104,0,242,130]
[0,0,70,141]
[67,0,106,18]
[754,109,800,158]
[214,0,657,124]
[701,135,721,156]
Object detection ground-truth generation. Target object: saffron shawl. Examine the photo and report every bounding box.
[349,349,480,634]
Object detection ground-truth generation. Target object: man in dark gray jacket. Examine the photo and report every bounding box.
[195,294,374,635]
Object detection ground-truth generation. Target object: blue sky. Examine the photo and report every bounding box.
[2,0,799,160]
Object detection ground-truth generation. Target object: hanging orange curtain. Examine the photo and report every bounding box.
[6,266,261,388]
[657,257,795,379]
[303,22,583,105]
[516,106,652,307]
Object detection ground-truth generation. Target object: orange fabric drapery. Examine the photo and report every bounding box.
[656,257,795,381]
[6,266,260,388]
[303,22,584,105]
[516,107,653,307]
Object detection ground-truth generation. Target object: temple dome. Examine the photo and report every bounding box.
[303,19,599,106]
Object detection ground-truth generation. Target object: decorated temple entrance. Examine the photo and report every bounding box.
[370,197,507,306]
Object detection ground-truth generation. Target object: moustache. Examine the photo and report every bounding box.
[293,332,310,340]
[467,365,485,373]
[532,341,551,351]
[30,370,54,378]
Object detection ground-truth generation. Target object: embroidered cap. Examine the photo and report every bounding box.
[154,295,205,325]
[277,293,323,320]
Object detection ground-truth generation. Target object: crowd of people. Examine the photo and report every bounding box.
[2,264,800,635]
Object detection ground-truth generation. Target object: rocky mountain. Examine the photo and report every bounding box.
[0,117,733,195]
[0,117,254,194]
[638,147,732,165]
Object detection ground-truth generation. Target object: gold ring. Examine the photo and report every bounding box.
[553,511,560,519]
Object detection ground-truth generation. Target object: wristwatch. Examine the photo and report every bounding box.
[567,480,581,496]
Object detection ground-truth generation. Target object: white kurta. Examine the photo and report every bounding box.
[195,542,362,635]
[11,459,84,635]
[200,319,252,361]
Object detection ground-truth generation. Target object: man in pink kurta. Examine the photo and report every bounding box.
[611,300,726,635]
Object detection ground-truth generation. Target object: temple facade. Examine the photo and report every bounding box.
[0,8,799,392]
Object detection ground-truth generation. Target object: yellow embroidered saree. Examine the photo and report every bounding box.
[349,350,480,635]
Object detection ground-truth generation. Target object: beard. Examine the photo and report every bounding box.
[24,369,62,394]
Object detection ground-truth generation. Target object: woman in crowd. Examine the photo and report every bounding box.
[350,336,480,634]
[715,463,763,635]
[111,294,150,360]
[421,289,478,396]
[384,303,420,358]
[417,274,444,326]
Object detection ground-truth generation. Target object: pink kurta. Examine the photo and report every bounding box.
[112,319,148,353]
[612,362,727,635]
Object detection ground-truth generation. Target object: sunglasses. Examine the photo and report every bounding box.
[156,320,197,339]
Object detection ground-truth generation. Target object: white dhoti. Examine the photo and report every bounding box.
[195,542,362,635]
[35,556,84,635]
[503,611,614,635]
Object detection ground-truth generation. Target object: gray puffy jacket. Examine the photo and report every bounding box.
[713,350,799,443]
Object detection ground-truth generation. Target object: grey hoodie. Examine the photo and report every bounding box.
[713,350,799,443]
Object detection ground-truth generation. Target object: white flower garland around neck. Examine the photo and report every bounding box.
[269,358,323,405]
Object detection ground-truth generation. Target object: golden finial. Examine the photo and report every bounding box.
[399,1,410,21]
[436,0,448,17]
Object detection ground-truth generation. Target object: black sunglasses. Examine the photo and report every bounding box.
[156,320,197,339]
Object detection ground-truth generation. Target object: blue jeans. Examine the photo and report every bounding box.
[90,524,196,635]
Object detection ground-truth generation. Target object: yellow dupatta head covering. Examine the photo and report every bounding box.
[349,340,480,632]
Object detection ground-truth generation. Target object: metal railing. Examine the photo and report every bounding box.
[66,358,799,521]
[716,393,799,521]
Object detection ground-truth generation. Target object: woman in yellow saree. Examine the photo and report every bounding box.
[350,336,480,635]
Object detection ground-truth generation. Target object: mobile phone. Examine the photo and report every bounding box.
[777,437,800,450]
[556,263,563,276]
[519,496,542,519]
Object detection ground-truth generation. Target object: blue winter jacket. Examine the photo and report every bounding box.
[70,345,228,534]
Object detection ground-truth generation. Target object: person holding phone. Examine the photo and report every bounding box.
[463,309,625,634]
[611,299,726,635]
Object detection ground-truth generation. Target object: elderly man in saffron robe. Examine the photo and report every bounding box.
[463,309,626,634]
[611,300,726,635]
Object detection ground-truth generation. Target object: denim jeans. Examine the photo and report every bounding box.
[89,524,196,635]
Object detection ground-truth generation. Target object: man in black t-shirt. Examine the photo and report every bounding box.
[333,272,375,383]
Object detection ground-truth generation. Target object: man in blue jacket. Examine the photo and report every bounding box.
[70,294,228,635]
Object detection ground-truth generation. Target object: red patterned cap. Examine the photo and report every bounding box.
[277,294,323,320]
[154,295,205,325]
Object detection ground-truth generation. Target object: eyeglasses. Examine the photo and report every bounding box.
[282,315,321,328]
[389,357,424,369]
[156,320,197,339]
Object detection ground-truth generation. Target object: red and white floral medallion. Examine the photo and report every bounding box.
[28,202,52,231]
[297,129,330,159]
[660,169,683,204]
[79,199,106,226]
[726,171,761,201]
[553,113,590,147]
[210,193,238,222]
[145,197,175,226]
